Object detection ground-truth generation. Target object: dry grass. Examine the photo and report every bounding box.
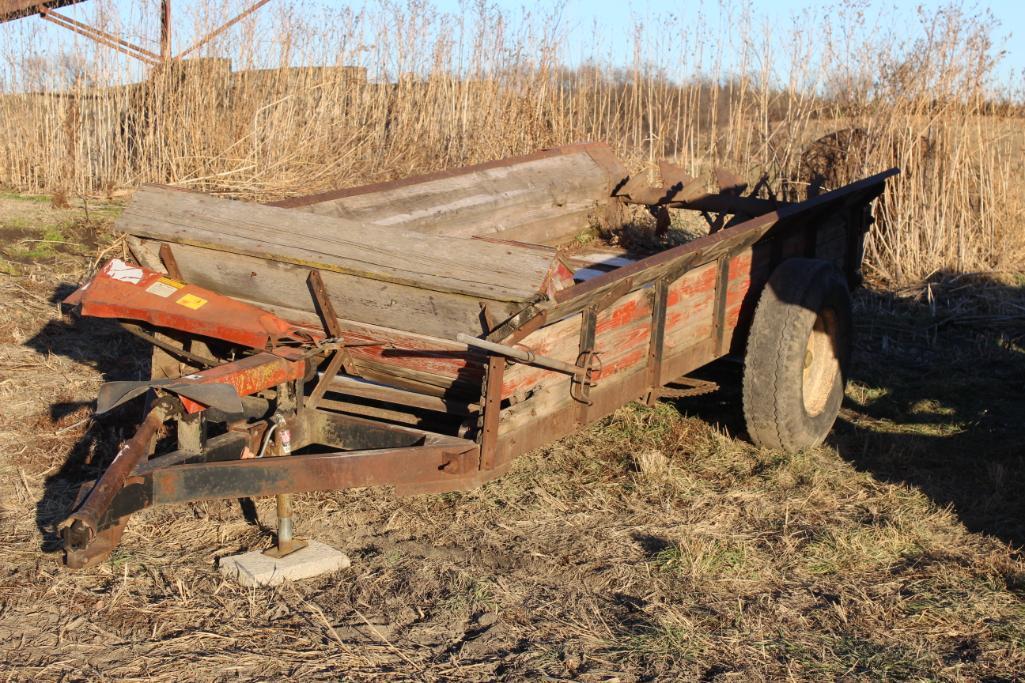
[2,181,1025,679]
[2,1,1025,677]
[0,0,1023,284]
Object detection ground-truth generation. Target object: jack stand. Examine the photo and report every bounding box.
[219,408,348,587]
[219,490,350,587]
[262,493,308,559]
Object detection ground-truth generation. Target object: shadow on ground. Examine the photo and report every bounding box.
[24,283,151,552]
[674,270,1025,549]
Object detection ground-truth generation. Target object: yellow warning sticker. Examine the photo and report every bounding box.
[176,293,208,310]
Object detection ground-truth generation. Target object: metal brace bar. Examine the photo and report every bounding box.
[307,352,345,411]
[574,305,598,417]
[457,334,588,378]
[175,0,272,59]
[159,243,183,281]
[478,355,505,470]
[644,276,669,404]
[712,256,731,356]
[39,8,161,64]
[306,269,355,398]
[307,269,342,338]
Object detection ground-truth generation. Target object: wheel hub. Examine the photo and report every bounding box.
[802,308,840,416]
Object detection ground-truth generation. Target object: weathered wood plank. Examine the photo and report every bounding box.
[285,156,602,234]
[129,236,525,339]
[119,185,567,304]
[325,375,478,415]
[269,143,628,245]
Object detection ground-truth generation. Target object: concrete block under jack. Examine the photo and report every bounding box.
[220,540,351,587]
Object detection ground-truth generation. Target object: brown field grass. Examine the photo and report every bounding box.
[2,1,1025,679]
[0,0,1023,284]
[1,172,1025,679]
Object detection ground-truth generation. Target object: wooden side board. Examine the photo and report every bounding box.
[488,237,779,465]
[128,236,530,341]
[499,245,761,402]
[269,142,629,245]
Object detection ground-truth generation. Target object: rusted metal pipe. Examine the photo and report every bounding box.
[61,397,178,548]
[456,333,586,377]
[175,0,272,59]
[38,8,162,65]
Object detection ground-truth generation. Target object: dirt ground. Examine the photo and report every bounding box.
[2,195,1025,681]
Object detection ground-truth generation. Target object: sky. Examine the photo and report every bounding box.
[2,0,1022,90]
[428,0,1025,84]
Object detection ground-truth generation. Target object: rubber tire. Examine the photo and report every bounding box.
[742,258,852,451]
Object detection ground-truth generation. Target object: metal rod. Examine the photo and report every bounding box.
[118,322,217,368]
[456,333,586,377]
[269,492,308,558]
[39,8,161,64]
[175,0,272,59]
[275,494,294,546]
[264,413,306,557]
[158,243,183,281]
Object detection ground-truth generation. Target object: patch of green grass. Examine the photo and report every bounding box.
[652,544,686,572]
[990,614,1025,649]
[4,224,66,260]
[599,402,680,445]
[766,633,926,678]
[652,538,750,580]
[831,634,928,678]
[108,546,134,570]
[81,202,125,220]
[619,620,702,664]
[0,191,51,204]
[1,215,109,262]
[574,226,598,245]
[802,525,924,576]
[2,216,34,230]
[468,578,498,611]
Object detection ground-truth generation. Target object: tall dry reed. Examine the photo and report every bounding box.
[0,0,1021,284]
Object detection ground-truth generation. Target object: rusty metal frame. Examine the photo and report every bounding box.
[574,305,598,416]
[305,268,354,409]
[550,168,899,316]
[1,0,273,67]
[63,405,478,567]
[38,6,162,65]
